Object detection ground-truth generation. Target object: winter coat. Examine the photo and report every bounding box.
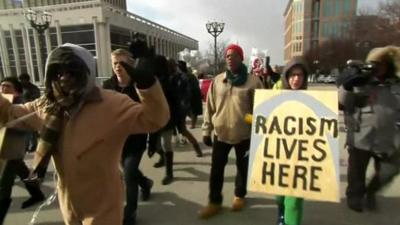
[0,44,169,225]
[339,46,400,157]
[22,82,40,102]
[187,73,203,116]
[0,96,27,160]
[202,69,264,144]
[170,71,191,119]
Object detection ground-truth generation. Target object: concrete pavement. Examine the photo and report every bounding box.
[4,84,400,225]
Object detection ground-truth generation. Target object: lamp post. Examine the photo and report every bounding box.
[313,59,319,83]
[206,21,224,75]
[25,9,52,84]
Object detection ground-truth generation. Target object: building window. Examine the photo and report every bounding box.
[322,21,330,38]
[323,0,332,17]
[335,0,342,17]
[313,0,320,19]
[344,0,352,15]
[313,21,319,39]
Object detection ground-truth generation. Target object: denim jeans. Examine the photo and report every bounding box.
[122,142,150,222]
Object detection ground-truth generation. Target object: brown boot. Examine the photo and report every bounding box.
[198,203,222,219]
[231,197,245,211]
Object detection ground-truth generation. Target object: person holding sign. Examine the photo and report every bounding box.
[199,44,263,219]
[273,57,309,225]
[338,45,400,212]
[0,43,169,225]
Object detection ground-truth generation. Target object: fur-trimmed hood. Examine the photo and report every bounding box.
[366,45,400,78]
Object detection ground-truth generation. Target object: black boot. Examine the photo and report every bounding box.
[366,175,380,211]
[162,152,174,185]
[21,180,45,209]
[0,198,12,225]
[140,178,154,201]
[277,203,285,225]
[153,150,165,168]
[123,211,136,225]
[194,143,203,157]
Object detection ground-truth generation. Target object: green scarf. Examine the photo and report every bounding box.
[226,63,248,86]
[32,81,80,173]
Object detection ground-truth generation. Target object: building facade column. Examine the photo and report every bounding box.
[0,25,11,78]
[9,24,21,76]
[20,24,32,77]
[45,29,51,55]
[32,29,44,84]
[96,17,111,77]
[93,16,102,78]
[55,20,62,46]
[24,24,36,83]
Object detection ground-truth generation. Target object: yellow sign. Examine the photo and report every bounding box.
[247,90,339,202]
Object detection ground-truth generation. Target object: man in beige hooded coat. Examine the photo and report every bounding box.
[0,43,169,225]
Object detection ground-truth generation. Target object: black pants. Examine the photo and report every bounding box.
[0,160,43,225]
[122,146,151,221]
[208,136,250,204]
[346,147,380,201]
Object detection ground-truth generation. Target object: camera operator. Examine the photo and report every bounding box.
[338,45,400,212]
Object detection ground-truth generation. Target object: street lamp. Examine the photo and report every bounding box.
[313,60,319,83]
[25,9,52,84]
[206,21,224,75]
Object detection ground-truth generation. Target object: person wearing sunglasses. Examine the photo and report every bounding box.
[0,43,169,225]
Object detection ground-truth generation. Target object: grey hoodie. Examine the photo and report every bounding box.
[276,57,309,90]
[43,43,97,116]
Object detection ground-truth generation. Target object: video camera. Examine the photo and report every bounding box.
[336,60,376,89]
[346,59,376,77]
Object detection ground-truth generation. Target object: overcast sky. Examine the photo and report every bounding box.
[127,0,381,65]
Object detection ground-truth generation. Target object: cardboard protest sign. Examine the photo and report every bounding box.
[247,90,339,202]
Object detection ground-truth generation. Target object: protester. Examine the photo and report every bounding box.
[273,57,309,225]
[18,73,47,180]
[338,45,400,212]
[177,61,203,129]
[199,44,263,219]
[250,57,280,89]
[152,55,181,185]
[0,77,45,225]
[0,43,169,225]
[103,48,154,225]
[168,59,203,157]
[18,73,40,102]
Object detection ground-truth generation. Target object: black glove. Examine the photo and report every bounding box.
[121,60,155,89]
[203,136,212,147]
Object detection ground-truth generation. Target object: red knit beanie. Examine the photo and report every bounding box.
[225,44,244,61]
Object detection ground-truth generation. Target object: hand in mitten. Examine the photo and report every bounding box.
[120,60,155,89]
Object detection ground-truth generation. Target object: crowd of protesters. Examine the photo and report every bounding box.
[0,39,399,225]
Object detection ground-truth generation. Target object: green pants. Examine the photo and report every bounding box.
[276,196,304,225]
